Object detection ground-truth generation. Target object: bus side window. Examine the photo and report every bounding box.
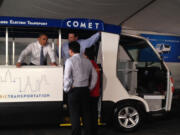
[54,38,68,65]
[14,38,35,65]
[0,37,5,65]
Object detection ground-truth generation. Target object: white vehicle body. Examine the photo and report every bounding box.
[0,16,174,131]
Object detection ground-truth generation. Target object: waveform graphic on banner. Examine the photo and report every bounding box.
[0,70,49,92]
[0,70,14,82]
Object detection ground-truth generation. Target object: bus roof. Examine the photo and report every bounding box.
[0,16,121,34]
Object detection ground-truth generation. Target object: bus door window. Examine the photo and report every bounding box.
[0,27,6,65]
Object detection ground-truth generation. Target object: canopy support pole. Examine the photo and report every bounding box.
[5,27,8,65]
[58,29,62,65]
[12,38,15,65]
[52,39,55,50]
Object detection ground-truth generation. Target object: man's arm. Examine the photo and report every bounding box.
[16,43,33,67]
[64,60,73,93]
[80,32,100,48]
[89,65,98,90]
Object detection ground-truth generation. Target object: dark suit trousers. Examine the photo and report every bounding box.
[90,97,99,135]
[68,87,92,135]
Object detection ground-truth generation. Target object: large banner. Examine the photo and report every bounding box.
[0,66,63,102]
[141,34,180,62]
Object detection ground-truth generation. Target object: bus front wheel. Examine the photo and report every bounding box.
[114,102,144,132]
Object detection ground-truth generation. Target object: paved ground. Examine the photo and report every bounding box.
[0,99,180,135]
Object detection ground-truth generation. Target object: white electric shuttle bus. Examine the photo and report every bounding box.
[0,16,174,131]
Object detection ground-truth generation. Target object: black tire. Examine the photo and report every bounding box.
[114,102,145,132]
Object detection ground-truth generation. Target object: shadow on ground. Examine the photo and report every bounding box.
[0,99,180,135]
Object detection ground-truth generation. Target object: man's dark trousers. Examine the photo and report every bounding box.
[68,87,92,135]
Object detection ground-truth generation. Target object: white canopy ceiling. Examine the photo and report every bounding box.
[123,0,180,35]
[0,0,180,35]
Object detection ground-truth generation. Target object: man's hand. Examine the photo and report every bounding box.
[16,62,21,68]
[50,62,57,66]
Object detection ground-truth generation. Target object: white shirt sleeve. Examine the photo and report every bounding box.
[64,59,73,92]
[47,45,56,63]
[89,65,98,90]
[17,43,33,63]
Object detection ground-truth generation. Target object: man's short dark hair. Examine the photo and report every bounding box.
[84,47,95,60]
[69,31,78,37]
[69,41,80,53]
[39,33,48,38]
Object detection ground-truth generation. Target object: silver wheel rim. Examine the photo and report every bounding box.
[118,106,139,129]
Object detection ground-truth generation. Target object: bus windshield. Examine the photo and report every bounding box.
[120,35,161,63]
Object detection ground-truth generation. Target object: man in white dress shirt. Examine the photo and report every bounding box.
[16,33,56,67]
[64,41,97,135]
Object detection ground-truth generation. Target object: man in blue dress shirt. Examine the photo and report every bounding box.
[58,32,100,62]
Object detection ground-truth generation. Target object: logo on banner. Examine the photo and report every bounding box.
[66,20,100,29]
[0,17,48,26]
[63,19,104,30]
[141,34,180,62]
